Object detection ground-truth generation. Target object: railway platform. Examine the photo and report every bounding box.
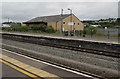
[1,48,94,79]
[1,32,119,44]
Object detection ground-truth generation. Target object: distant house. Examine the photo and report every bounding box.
[91,25,100,27]
[1,24,11,27]
[23,14,84,32]
[2,22,21,27]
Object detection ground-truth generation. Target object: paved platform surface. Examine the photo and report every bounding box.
[1,48,93,79]
[1,32,119,44]
[2,63,32,78]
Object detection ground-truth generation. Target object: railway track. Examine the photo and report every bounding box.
[1,33,119,78]
[2,33,120,58]
[1,45,105,79]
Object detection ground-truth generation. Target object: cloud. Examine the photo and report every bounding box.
[2,0,119,2]
[2,2,118,23]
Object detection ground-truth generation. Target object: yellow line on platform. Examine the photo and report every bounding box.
[0,59,41,79]
[1,54,62,79]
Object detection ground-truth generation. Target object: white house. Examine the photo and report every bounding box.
[1,24,11,27]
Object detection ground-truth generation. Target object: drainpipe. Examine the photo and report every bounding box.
[56,21,58,31]
[61,9,64,32]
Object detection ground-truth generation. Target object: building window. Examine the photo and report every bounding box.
[63,22,65,24]
[74,23,75,25]
[78,23,80,25]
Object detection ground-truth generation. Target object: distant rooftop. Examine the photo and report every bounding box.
[25,14,71,23]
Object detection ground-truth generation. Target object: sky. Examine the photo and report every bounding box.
[1,0,119,23]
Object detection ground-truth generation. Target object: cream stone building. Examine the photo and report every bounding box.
[23,14,84,32]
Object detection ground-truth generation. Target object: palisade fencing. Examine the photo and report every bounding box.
[96,28,119,36]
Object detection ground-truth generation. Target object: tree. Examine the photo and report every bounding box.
[84,26,98,35]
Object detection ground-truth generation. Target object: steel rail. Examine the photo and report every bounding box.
[1,47,105,79]
[2,33,120,58]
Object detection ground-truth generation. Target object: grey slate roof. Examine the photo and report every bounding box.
[26,14,70,23]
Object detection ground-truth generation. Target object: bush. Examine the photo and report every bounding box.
[29,24,47,32]
[45,26,55,33]
[2,24,56,33]
[2,27,12,31]
[84,26,98,35]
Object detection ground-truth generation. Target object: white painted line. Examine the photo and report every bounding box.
[1,48,97,78]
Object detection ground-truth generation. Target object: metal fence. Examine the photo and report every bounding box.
[96,28,119,36]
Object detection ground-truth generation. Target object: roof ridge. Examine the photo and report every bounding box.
[25,14,71,23]
[38,14,70,18]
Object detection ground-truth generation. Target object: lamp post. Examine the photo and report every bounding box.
[90,30,93,38]
[105,27,110,39]
[68,8,72,31]
[108,31,110,39]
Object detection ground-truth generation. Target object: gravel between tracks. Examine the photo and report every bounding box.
[2,39,119,71]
